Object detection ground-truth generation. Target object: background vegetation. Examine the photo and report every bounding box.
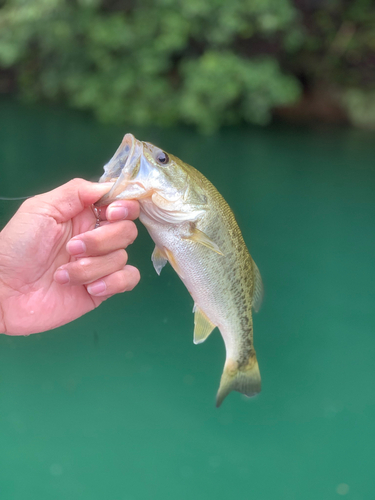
[0,0,374,131]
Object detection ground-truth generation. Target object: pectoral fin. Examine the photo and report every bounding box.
[193,304,216,344]
[151,246,168,275]
[183,227,224,256]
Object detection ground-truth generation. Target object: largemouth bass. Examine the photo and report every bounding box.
[96,134,263,407]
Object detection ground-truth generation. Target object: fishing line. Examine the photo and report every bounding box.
[0,196,31,201]
[0,177,101,202]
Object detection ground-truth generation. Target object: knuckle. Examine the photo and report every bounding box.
[114,249,128,267]
[132,266,141,283]
[123,221,138,243]
[108,266,140,294]
[125,266,140,291]
[130,201,141,219]
[68,177,85,188]
[76,258,92,280]
[119,275,130,293]
[20,198,34,210]
[21,195,44,211]
[82,230,97,248]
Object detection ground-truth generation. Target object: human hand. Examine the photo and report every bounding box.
[0,178,140,335]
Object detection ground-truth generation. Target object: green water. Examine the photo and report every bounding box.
[0,100,374,499]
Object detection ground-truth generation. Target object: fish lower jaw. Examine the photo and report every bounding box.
[113,181,149,201]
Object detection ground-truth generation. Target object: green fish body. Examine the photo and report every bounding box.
[96,134,263,406]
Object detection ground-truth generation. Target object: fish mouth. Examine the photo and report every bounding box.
[95,133,145,206]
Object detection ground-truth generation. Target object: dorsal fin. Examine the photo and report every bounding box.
[252,259,264,313]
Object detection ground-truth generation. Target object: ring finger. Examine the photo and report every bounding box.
[54,249,128,286]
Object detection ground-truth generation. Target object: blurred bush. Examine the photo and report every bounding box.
[0,0,374,131]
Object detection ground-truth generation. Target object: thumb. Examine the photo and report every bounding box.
[22,178,114,222]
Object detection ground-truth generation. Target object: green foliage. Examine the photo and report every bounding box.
[343,89,375,128]
[180,52,299,131]
[0,0,374,130]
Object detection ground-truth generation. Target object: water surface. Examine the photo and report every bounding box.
[0,99,374,499]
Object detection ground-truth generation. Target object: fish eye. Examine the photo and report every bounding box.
[156,151,169,165]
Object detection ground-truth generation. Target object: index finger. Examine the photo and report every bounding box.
[96,200,140,222]
[22,179,115,223]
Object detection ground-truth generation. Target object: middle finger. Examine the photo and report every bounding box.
[67,220,138,257]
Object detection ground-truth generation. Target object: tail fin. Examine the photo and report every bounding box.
[216,354,261,407]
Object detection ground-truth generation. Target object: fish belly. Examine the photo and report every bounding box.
[140,211,253,362]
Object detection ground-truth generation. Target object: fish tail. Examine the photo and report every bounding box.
[216,352,261,407]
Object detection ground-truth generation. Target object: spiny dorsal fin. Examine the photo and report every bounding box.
[183,226,224,256]
[252,259,264,313]
[193,304,216,344]
[151,246,168,275]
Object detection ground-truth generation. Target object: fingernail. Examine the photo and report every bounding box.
[67,239,86,255]
[87,280,106,296]
[107,206,128,220]
[54,269,70,284]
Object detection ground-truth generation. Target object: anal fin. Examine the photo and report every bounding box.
[151,246,167,275]
[193,304,216,344]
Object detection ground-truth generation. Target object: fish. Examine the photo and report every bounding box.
[96,133,263,407]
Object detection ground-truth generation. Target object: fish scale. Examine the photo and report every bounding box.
[96,133,263,407]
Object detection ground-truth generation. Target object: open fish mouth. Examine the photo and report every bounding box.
[95,133,144,206]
